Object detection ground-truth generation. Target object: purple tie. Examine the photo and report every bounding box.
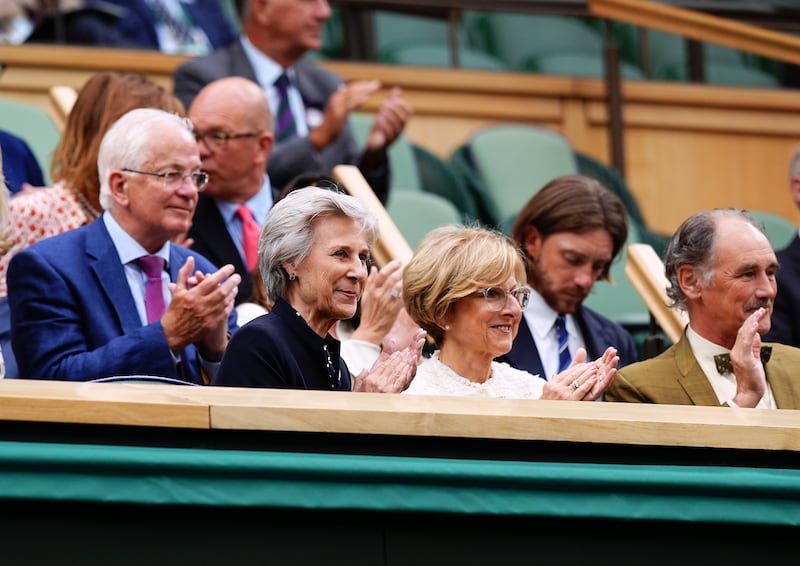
[274,73,298,142]
[138,255,166,324]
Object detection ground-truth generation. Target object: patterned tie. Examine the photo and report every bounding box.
[236,205,260,271]
[138,255,166,324]
[274,73,298,142]
[713,346,772,375]
[555,315,571,373]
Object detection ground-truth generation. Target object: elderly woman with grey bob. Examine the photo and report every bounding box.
[213,187,425,391]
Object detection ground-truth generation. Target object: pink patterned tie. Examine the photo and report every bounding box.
[138,256,166,324]
[237,205,260,271]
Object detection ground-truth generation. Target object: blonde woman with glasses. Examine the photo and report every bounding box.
[402,225,618,399]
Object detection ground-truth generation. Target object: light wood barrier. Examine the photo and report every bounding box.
[47,85,77,131]
[590,0,800,66]
[3,44,800,236]
[2,378,800,452]
[625,243,688,343]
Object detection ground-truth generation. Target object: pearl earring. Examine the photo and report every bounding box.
[288,273,296,281]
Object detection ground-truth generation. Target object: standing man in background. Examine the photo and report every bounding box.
[172,0,411,202]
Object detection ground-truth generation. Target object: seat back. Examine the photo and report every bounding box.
[0,98,60,183]
[349,113,421,191]
[411,144,482,222]
[386,191,463,251]
[749,210,797,251]
[464,124,578,228]
[474,13,604,70]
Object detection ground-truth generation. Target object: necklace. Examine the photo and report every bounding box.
[75,192,101,222]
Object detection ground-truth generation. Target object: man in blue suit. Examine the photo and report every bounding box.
[7,108,240,383]
[172,0,411,202]
[502,175,638,380]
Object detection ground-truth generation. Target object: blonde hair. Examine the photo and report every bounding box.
[403,224,526,346]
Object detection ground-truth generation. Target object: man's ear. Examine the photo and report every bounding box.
[522,224,543,259]
[108,170,128,207]
[677,264,704,300]
[790,176,800,209]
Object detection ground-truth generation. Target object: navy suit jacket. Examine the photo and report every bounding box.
[105,0,237,51]
[7,219,238,382]
[173,39,390,201]
[764,234,800,347]
[188,193,278,305]
[0,130,45,193]
[501,305,638,379]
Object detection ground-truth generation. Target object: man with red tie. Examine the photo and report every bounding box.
[187,76,277,306]
[7,108,240,383]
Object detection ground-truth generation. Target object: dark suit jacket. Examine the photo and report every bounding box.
[764,234,800,347]
[105,0,237,51]
[213,297,351,390]
[607,330,800,408]
[188,194,278,305]
[0,130,45,193]
[173,38,390,201]
[501,305,638,379]
[7,219,238,383]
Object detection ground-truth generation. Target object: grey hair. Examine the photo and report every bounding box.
[664,208,763,310]
[258,186,379,305]
[789,146,800,180]
[97,108,194,210]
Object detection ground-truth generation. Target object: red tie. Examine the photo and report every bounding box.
[237,205,260,271]
[138,255,166,324]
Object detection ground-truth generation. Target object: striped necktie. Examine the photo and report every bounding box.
[274,73,298,142]
[555,315,571,373]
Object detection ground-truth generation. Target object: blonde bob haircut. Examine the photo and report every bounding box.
[403,224,526,347]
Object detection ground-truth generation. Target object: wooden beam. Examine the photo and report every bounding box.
[47,85,76,131]
[625,243,687,343]
[589,0,800,66]
[333,164,413,266]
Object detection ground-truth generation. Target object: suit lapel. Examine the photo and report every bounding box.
[506,317,546,378]
[764,348,799,409]
[85,221,142,335]
[674,333,722,406]
[189,197,246,274]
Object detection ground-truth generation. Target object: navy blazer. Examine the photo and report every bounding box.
[214,298,351,390]
[764,234,800,347]
[7,219,238,382]
[105,0,237,52]
[501,305,638,379]
[173,38,390,202]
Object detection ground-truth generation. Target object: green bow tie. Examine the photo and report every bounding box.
[713,346,772,375]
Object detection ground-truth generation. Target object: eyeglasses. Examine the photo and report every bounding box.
[474,286,531,311]
[122,168,209,191]
[194,131,260,150]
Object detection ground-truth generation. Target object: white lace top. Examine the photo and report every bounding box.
[404,352,547,399]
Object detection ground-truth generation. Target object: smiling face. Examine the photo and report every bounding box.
[249,0,332,64]
[442,276,523,366]
[109,124,201,253]
[523,226,613,314]
[284,214,369,335]
[683,216,778,348]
